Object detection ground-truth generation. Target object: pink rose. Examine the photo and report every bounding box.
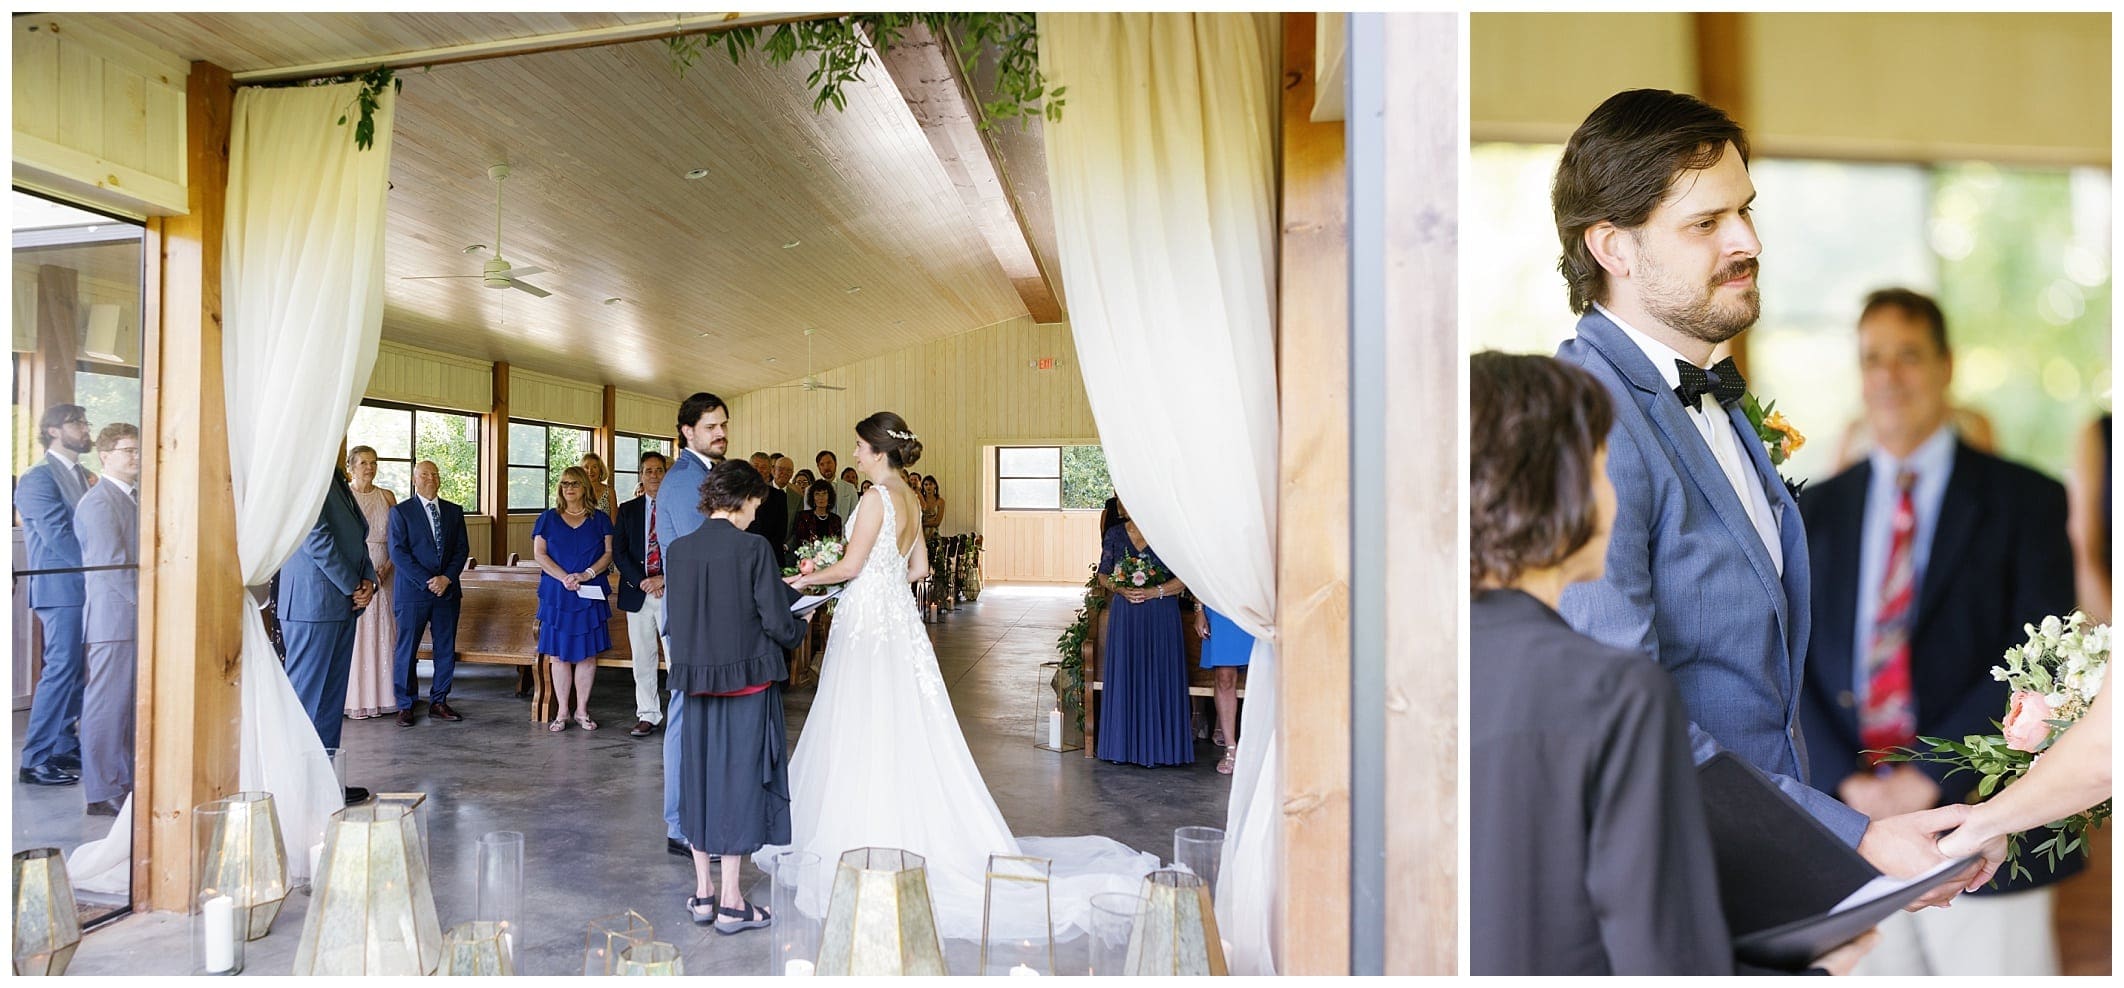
[2001,691,2057,753]
[799,560,816,575]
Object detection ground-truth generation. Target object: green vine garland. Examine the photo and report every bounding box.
[666,13,1063,127]
[1052,565,1108,729]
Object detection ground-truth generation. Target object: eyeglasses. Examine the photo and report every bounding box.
[559,482,583,488]
[106,446,141,456]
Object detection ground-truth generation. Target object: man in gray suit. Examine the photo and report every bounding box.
[276,466,377,796]
[76,423,141,816]
[1550,90,1978,900]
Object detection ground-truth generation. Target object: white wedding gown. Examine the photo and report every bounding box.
[756,490,1157,940]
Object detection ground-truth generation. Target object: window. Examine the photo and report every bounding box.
[611,433,674,502]
[996,445,1114,510]
[508,419,593,511]
[345,401,481,506]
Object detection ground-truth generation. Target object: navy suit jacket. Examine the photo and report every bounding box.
[386,495,469,605]
[275,474,378,623]
[1557,309,1867,845]
[613,493,657,613]
[1797,443,2079,890]
[16,456,86,608]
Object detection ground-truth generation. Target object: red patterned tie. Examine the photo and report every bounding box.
[644,500,662,578]
[1860,470,1919,764]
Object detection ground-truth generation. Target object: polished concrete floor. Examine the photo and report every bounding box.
[38,585,1235,975]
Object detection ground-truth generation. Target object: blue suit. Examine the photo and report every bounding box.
[275,473,378,750]
[387,495,470,709]
[16,452,90,769]
[655,449,716,841]
[1557,310,1868,845]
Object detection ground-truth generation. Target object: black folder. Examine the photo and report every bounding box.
[1697,752,1978,970]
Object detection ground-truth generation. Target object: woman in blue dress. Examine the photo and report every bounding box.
[534,466,615,732]
[1097,499,1194,767]
[1194,605,1252,774]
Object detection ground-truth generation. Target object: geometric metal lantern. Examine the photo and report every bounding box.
[816,848,947,975]
[979,854,1054,975]
[193,792,289,940]
[1123,870,1226,976]
[11,848,80,976]
[439,920,515,976]
[583,910,654,977]
[292,802,443,975]
[616,941,684,975]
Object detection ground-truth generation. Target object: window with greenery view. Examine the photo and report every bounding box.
[507,419,592,511]
[612,433,674,502]
[346,401,480,506]
[996,445,1113,510]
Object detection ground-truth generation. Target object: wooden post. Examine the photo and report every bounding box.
[135,60,241,911]
[1693,11,1754,380]
[484,361,510,563]
[597,384,617,511]
[1276,12,1352,975]
[32,265,81,413]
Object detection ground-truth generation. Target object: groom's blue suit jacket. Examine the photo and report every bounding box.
[1557,310,1869,846]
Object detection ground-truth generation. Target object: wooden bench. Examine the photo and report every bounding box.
[1078,597,1247,760]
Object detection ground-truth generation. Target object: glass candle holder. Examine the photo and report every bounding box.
[1033,663,1083,752]
[293,802,443,975]
[192,792,289,943]
[769,851,823,976]
[440,920,514,975]
[583,910,654,976]
[617,941,684,975]
[1126,870,1226,976]
[12,848,81,976]
[475,831,526,970]
[816,848,946,976]
[1171,826,1225,896]
[980,855,1054,975]
[1086,892,1143,977]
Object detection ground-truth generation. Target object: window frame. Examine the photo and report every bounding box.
[611,432,675,504]
[994,444,1120,513]
[505,416,593,513]
[348,398,482,506]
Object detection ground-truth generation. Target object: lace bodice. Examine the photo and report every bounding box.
[854,489,914,583]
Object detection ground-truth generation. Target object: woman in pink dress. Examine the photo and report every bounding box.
[345,446,400,720]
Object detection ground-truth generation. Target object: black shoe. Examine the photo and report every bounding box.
[629,720,656,738]
[343,786,371,805]
[19,764,79,786]
[50,753,81,772]
[85,797,122,816]
[396,708,417,727]
[667,837,691,858]
[429,701,463,722]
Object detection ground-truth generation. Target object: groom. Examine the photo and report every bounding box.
[1550,89,1978,900]
[657,392,729,858]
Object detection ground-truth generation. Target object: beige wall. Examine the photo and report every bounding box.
[12,15,190,216]
[1473,12,2110,165]
[366,340,491,412]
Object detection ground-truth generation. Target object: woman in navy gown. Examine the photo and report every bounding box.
[533,465,615,732]
[1098,498,1194,767]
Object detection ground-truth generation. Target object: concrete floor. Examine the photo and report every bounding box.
[28,585,1234,975]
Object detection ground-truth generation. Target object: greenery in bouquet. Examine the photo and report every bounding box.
[1881,612,2111,882]
[1110,554,1170,591]
[784,536,849,594]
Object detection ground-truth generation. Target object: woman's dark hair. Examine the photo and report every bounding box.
[794,469,815,486]
[699,460,770,516]
[854,411,924,468]
[1552,89,1749,315]
[1860,287,1951,355]
[1470,351,1615,590]
[921,476,939,496]
[1098,496,1127,534]
[807,478,837,512]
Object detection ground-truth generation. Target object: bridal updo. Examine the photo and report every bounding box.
[856,411,924,469]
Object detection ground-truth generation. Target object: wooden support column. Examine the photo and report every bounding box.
[135,60,241,911]
[596,383,618,508]
[1692,11,1755,380]
[483,362,510,563]
[1275,12,1352,975]
[32,265,81,413]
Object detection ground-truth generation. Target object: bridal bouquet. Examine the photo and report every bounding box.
[786,536,848,595]
[1111,554,1169,591]
[1882,611,2112,881]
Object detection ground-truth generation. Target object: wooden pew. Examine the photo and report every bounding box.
[414,568,650,722]
[1078,599,1248,760]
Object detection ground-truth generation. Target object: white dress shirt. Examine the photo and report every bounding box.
[1598,303,1783,573]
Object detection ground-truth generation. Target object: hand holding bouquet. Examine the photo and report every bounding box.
[785,536,848,594]
[1110,555,1170,603]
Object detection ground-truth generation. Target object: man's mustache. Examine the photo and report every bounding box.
[1712,258,1759,286]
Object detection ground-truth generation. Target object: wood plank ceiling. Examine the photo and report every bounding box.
[75,13,1063,398]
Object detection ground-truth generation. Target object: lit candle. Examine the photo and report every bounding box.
[1047,709,1062,748]
[785,959,815,976]
[1010,963,1040,976]
[307,841,324,884]
[203,894,236,973]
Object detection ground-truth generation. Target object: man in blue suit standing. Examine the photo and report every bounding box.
[1549,90,1977,901]
[657,392,728,858]
[387,460,470,727]
[15,404,95,786]
[277,465,377,800]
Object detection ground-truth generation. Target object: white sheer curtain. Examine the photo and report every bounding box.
[224,81,396,877]
[1038,13,1283,975]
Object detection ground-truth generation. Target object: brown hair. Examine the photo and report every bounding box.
[1552,89,1749,315]
[554,465,593,510]
[806,478,837,512]
[1859,287,1950,355]
[855,411,924,468]
[700,459,770,515]
[95,422,139,452]
[1470,352,1615,590]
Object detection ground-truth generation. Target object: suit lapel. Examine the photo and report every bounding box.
[1915,444,1981,629]
[1815,464,1868,711]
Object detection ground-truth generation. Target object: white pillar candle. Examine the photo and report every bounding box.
[308,842,324,883]
[1010,963,1040,976]
[785,959,815,976]
[203,894,236,973]
[1047,709,1062,748]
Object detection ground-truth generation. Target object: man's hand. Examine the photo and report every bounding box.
[643,575,665,597]
[351,579,375,610]
[1855,803,1979,910]
[427,575,450,597]
[1810,928,1880,976]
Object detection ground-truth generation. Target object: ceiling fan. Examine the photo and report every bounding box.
[772,328,848,392]
[402,164,552,298]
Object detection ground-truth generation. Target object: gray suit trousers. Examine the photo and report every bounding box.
[81,639,137,802]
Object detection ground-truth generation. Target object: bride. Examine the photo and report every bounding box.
[758,411,1156,941]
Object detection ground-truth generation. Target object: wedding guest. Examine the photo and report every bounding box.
[789,479,844,549]
[772,453,800,531]
[76,423,140,815]
[2068,415,2110,623]
[279,465,377,802]
[1797,288,2076,976]
[745,450,790,563]
[815,451,858,525]
[666,461,812,932]
[533,466,615,732]
[615,451,671,738]
[1470,351,1878,976]
[1192,604,1249,775]
[919,476,945,539]
[859,479,874,499]
[15,404,93,786]
[343,446,400,721]
[1098,495,1125,536]
[791,468,816,493]
[580,451,617,518]
[387,460,471,726]
[1097,497,1194,767]
[658,393,730,858]
[1832,406,1997,472]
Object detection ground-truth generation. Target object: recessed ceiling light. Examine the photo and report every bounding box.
[697,332,712,338]
[844,286,862,294]
[684,168,710,180]
[603,297,623,305]
[462,244,488,254]
[782,240,801,249]
[766,357,779,364]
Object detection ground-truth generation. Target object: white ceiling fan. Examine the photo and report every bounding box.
[771,328,848,392]
[402,163,552,298]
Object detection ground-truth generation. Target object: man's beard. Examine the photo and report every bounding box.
[61,434,92,454]
[1637,249,1761,345]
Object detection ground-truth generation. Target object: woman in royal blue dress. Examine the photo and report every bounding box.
[533,465,616,733]
[1098,498,1194,767]
[1193,605,1252,774]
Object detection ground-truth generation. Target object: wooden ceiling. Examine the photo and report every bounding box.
[73,13,1065,398]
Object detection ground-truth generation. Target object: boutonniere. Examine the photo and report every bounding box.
[1742,393,1807,498]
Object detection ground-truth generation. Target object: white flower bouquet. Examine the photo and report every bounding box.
[786,536,848,595]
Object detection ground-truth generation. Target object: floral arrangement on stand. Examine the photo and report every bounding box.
[1052,566,1109,729]
[1883,612,2112,882]
[786,536,849,595]
[959,534,984,601]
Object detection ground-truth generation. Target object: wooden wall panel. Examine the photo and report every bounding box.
[613,389,676,438]
[365,338,491,412]
[508,366,603,427]
[12,15,190,216]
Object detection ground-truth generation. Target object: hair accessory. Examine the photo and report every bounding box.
[888,429,919,441]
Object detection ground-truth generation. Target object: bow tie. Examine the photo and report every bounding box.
[1674,357,1746,409]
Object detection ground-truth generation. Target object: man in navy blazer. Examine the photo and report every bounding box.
[657,392,728,857]
[277,468,377,758]
[386,460,470,727]
[1549,90,1974,900]
[15,404,96,786]
[1798,290,2077,974]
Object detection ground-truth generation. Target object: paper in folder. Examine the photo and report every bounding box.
[790,587,842,616]
[1696,752,1978,970]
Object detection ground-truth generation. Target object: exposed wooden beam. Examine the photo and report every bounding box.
[32,265,80,414]
[226,12,811,83]
[872,23,1066,324]
[484,362,511,563]
[1692,12,1754,381]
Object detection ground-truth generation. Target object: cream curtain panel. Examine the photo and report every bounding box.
[1038,12,1283,975]
[225,81,396,877]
